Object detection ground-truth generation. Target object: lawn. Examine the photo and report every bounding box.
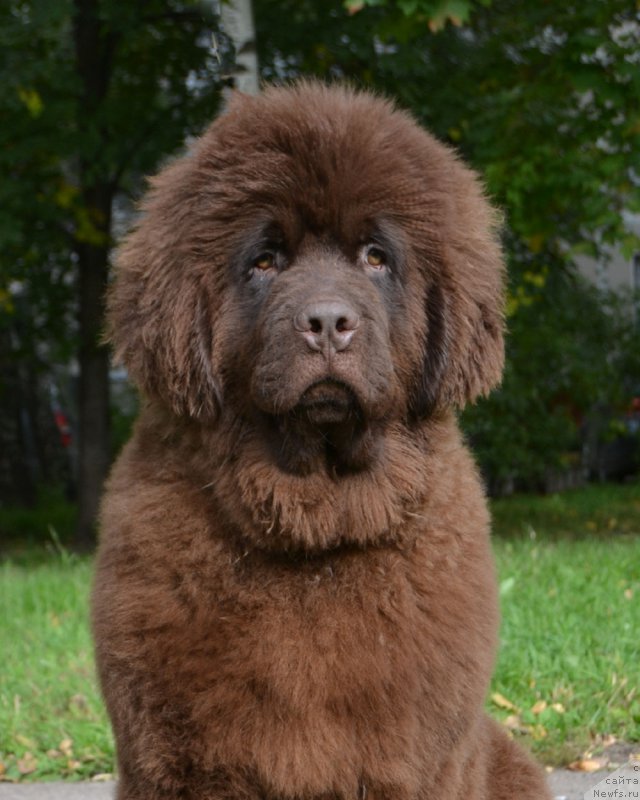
[0,544,113,782]
[0,482,639,781]
[491,483,640,763]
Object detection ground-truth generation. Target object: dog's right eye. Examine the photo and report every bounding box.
[254,253,275,271]
[360,244,388,273]
[365,247,385,268]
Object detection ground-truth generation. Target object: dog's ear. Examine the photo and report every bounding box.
[440,203,505,409]
[409,157,505,417]
[106,158,221,421]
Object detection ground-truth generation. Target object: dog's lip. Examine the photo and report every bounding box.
[298,379,356,409]
[296,379,360,424]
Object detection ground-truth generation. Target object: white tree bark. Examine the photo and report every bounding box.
[220,0,260,95]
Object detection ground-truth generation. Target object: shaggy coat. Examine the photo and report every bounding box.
[94,83,551,800]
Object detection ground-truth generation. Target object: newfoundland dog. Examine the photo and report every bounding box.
[93,82,551,800]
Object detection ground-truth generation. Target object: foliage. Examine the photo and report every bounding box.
[491,480,640,541]
[463,257,640,490]
[0,489,76,552]
[255,0,640,485]
[255,0,640,260]
[0,0,222,345]
[1,0,640,507]
[0,2,224,518]
[344,0,485,31]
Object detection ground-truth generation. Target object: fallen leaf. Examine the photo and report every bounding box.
[69,694,88,712]
[624,588,633,600]
[503,714,520,728]
[502,714,530,734]
[59,738,73,757]
[66,759,81,771]
[531,700,547,715]
[491,692,519,711]
[15,735,36,749]
[530,724,547,740]
[17,753,37,775]
[551,703,566,714]
[568,757,608,772]
[45,749,61,759]
[91,773,114,782]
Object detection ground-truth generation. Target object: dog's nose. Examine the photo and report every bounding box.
[293,300,359,353]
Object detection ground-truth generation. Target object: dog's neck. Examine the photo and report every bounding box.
[178,410,463,552]
[134,403,466,553]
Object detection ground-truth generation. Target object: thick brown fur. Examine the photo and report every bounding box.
[94,82,551,800]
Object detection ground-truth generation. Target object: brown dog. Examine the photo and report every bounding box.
[94,82,551,800]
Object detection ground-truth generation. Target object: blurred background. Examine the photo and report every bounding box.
[0,0,639,783]
[1,0,640,546]
[1,0,639,549]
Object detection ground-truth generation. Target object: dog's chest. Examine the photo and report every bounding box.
[191,549,423,795]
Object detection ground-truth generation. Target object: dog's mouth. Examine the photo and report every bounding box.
[258,379,379,475]
[296,379,361,426]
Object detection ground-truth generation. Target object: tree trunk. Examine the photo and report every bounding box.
[72,0,116,550]
[74,194,112,551]
[220,0,260,95]
[0,327,37,507]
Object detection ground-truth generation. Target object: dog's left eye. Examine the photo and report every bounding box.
[254,253,276,271]
[362,245,387,271]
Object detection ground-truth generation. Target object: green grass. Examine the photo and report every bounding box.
[0,481,639,780]
[0,543,113,782]
[492,539,640,762]
[489,481,640,764]
[492,481,640,541]
[489,482,640,763]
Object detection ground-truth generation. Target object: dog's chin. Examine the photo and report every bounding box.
[296,380,360,427]
[258,380,382,476]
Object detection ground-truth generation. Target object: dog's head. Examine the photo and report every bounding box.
[108,83,504,472]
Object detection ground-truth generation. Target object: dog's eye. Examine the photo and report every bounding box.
[363,246,386,270]
[254,253,275,271]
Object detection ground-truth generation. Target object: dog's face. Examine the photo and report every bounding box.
[231,227,404,473]
[109,83,505,474]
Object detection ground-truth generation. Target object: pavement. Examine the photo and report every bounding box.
[0,784,114,799]
[0,771,614,800]
[547,769,613,799]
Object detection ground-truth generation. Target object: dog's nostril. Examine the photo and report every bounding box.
[294,300,360,353]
